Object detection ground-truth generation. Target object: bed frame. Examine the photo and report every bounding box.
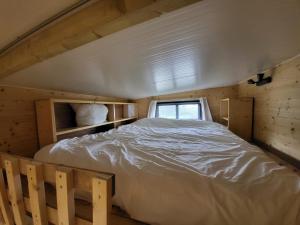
[0,152,145,225]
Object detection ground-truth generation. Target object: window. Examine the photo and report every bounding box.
[155,101,202,120]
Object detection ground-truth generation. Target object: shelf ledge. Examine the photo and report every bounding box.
[56,117,137,135]
[52,98,135,105]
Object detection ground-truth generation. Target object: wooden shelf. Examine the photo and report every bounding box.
[52,98,134,105]
[220,98,253,141]
[36,99,138,147]
[221,98,230,102]
[56,117,137,135]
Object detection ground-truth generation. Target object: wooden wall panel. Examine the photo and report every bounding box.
[0,85,126,157]
[135,85,238,123]
[238,54,300,160]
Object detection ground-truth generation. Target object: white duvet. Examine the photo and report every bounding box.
[34,118,300,225]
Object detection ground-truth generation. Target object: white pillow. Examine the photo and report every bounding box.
[71,104,108,126]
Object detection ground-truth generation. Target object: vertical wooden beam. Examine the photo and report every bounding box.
[5,159,26,225]
[35,99,57,148]
[0,169,14,225]
[27,163,47,225]
[92,177,112,225]
[107,104,116,122]
[56,168,75,225]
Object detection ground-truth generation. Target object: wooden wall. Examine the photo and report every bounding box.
[135,85,238,123]
[238,54,300,161]
[0,85,126,157]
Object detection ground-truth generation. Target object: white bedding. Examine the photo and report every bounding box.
[34,118,300,225]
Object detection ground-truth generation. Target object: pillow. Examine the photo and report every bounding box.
[71,104,108,126]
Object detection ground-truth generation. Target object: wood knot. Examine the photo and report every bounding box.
[34,186,40,191]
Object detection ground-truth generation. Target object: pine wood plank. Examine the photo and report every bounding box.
[0,168,14,225]
[35,99,57,147]
[53,98,132,105]
[0,153,114,194]
[56,168,75,225]
[56,117,137,135]
[27,162,47,225]
[4,158,26,225]
[92,178,112,225]
[219,98,253,141]
[23,197,91,225]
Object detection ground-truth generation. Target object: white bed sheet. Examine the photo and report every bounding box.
[34,118,300,225]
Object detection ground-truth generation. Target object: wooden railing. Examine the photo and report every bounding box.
[0,153,114,225]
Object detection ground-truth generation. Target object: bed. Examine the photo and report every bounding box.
[33,118,300,225]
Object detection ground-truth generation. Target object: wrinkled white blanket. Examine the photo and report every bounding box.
[34,118,300,225]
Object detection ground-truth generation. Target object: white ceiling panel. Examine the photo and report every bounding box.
[1,0,300,99]
[0,0,78,48]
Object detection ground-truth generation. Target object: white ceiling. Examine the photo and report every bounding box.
[0,0,79,49]
[1,0,300,99]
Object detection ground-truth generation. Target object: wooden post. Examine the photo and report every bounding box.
[56,168,75,225]
[27,163,48,225]
[107,104,116,122]
[0,168,14,225]
[35,99,57,148]
[5,159,27,225]
[92,177,111,225]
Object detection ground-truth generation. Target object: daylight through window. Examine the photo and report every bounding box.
[155,101,202,120]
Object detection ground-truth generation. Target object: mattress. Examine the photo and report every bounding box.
[34,118,300,225]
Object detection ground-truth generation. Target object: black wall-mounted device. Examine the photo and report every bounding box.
[247,73,272,86]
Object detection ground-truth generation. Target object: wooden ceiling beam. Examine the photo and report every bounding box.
[0,0,201,79]
[117,0,155,13]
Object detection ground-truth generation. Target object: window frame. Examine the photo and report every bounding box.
[155,100,202,120]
